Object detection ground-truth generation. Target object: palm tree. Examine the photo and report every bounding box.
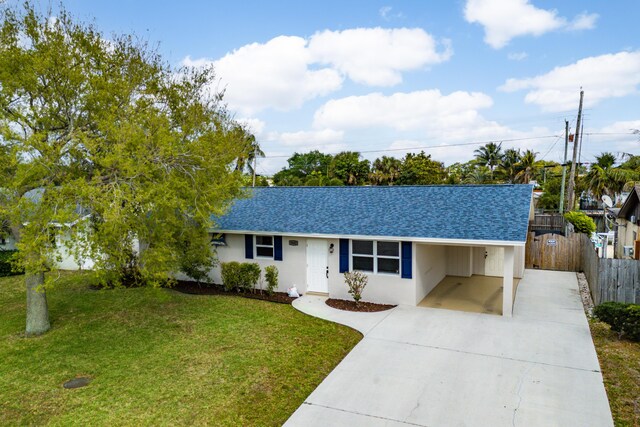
[474,142,503,179]
[584,152,638,200]
[370,156,401,185]
[496,148,521,183]
[232,125,264,174]
[464,166,492,184]
[515,150,542,184]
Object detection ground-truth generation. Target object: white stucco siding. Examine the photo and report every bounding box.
[415,243,446,305]
[468,245,524,279]
[328,269,416,306]
[206,233,308,293]
[445,246,473,277]
[327,239,416,306]
[55,233,94,271]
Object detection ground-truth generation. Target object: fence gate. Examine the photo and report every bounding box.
[525,232,583,271]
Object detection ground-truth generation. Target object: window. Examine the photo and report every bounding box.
[351,240,400,274]
[255,235,274,258]
[211,233,227,246]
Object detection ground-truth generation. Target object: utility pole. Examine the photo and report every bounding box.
[577,119,584,168]
[566,89,584,211]
[559,120,569,214]
[252,148,257,188]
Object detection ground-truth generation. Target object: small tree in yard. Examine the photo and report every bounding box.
[344,271,368,305]
[264,265,278,295]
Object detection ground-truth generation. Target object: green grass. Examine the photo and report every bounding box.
[0,271,361,426]
[590,319,640,426]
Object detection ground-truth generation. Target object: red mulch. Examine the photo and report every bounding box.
[326,298,396,312]
[171,280,296,304]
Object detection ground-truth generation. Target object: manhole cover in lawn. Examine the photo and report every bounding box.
[63,377,91,389]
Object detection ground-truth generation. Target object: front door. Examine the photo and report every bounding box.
[307,239,329,293]
[485,246,504,277]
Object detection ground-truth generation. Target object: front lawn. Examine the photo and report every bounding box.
[590,319,640,426]
[0,272,361,426]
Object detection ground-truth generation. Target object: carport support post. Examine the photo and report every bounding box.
[502,246,515,317]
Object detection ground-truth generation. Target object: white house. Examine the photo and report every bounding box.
[208,185,533,317]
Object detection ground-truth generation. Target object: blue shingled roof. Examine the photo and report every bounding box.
[213,185,533,243]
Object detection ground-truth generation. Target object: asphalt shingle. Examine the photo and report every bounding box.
[213,185,533,243]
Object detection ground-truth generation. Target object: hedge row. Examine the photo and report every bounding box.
[594,301,640,342]
[0,250,24,277]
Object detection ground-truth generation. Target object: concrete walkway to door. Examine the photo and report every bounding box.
[286,269,613,427]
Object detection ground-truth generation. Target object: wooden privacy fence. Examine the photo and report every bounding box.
[526,231,640,304]
[525,232,583,271]
[579,233,640,305]
[529,213,565,233]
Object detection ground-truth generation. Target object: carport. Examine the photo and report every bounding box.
[414,243,525,317]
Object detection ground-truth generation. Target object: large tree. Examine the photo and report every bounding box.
[396,151,445,185]
[0,4,245,335]
[330,151,370,186]
[272,150,332,185]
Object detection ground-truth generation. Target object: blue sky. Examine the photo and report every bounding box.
[33,1,640,174]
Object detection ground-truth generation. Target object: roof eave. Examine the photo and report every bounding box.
[211,229,526,246]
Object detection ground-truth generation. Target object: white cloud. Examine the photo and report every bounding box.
[267,129,344,147]
[567,12,599,31]
[508,52,528,61]
[464,0,597,49]
[308,28,452,86]
[500,51,640,111]
[183,37,343,115]
[264,129,346,157]
[237,118,266,136]
[184,27,451,114]
[313,89,497,134]
[379,6,404,21]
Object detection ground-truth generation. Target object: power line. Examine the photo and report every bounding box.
[261,134,562,159]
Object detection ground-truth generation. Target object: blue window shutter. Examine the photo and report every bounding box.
[245,234,254,259]
[274,236,283,261]
[401,241,412,279]
[339,239,349,273]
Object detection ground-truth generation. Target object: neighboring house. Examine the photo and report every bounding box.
[1,188,94,269]
[208,185,533,317]
[0,234,17,250]
[615,185,640,259]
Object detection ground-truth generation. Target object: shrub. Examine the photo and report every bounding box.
[622,305,640,342]
[594,302,628,332]
[221,261,242,291]
[264,265,278,295]
[239,263,261,292]
[594,302,640,342]
[0,250,23,277]
[564,211,596,234]
[344,270,368,305]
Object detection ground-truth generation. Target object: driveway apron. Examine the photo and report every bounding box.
[286,269,613,427]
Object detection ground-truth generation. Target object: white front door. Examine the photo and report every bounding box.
[485,246,505,277]
[307,239,329,293]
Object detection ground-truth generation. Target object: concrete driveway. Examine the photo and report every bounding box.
[286,269,613,427]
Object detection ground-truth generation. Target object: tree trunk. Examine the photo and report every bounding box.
[25,270,50,336]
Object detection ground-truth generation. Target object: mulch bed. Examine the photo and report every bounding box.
[171,280,296,304]
[326,298,396,312]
